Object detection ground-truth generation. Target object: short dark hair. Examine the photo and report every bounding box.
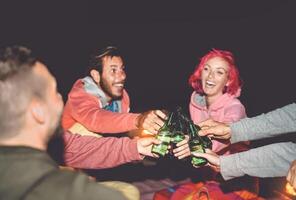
[88,46,124,73]
[0,46,46,138]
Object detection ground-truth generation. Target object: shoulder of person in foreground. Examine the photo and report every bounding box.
[27,169,127,200]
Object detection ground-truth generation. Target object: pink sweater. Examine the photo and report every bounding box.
[189,91,248,155]
[62,78,143,169]
[62,79,139,133]
[63,131,142,169]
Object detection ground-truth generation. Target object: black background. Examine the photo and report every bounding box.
[1,0,295,116]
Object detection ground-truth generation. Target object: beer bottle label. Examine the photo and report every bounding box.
[191,156,207,166]
[171,132,185,144]
[190,142,207,167]
[151,131,171,156]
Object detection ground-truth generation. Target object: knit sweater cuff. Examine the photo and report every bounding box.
[130,138,145,160]
[220,154,244,180]
[230,121,249,144]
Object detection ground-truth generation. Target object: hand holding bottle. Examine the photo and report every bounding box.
[137,137,161,158]
[136,110,167,135]
[172,135,191,159]
[198,119,231,140]
[192,149,220,172]
[151,112,173,156]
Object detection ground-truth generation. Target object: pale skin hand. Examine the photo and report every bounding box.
[287,160,296,189]
[136,136,161,158]
[173,135,191,159]
[198,119,232,140]
[192,149,221,172]
[136,110,167,135]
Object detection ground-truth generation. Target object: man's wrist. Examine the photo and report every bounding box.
[135,114,142,129]
[135,139,145,159]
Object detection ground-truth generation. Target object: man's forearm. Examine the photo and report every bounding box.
[230,103,296,143]
[63,131,142,169]
[220,142,296,180]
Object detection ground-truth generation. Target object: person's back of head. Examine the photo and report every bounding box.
[0,46,63,149]
[0,46,40,138]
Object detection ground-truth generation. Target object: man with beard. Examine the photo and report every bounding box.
[62,46,190,169]
[0,46,127,200]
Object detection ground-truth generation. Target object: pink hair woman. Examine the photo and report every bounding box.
[189,49,247,156]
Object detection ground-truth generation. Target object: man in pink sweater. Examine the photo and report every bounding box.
[62,46,179,169]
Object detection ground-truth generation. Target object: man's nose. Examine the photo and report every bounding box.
[117,71,126,80]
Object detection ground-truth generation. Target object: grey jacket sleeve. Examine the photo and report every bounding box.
[220,142,296,180]
[230,103,296,143]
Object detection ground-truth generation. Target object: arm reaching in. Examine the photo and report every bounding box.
[192,149,220,172]
[198,119,231,140]
[173,135,191,159]
[199,103,296,143]
[136,136,161,158]
[136,110,167,135]
[194,142,296,180]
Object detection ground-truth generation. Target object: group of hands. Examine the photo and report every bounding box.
[135,109,296,190]
[135,110,230,168]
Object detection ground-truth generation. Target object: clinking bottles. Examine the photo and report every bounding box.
[151,112,174,156]
[188,119,212,167]
[168,107,186,157]
[169,122,185,158]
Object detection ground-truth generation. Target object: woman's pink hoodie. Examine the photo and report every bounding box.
[189,91,248,155]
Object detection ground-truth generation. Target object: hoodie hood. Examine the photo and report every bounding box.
[190,88,241,112]
[82,76,122,112]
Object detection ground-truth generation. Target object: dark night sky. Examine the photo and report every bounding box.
[1,0,296,116]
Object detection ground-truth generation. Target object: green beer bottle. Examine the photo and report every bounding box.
[188,119,212,167]
[169,109,186,157]
[169,130,185,158]
[151,112,173,156]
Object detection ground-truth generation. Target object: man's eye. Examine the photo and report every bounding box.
[111,69,116,73]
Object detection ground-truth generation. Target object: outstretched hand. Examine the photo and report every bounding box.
[198,119,232,140]
[136,136,161,158]
[136,110,167,135]
[173,135,191,159]
[192,149,221,172]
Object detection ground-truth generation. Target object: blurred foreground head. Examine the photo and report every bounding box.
[0,46,63,150]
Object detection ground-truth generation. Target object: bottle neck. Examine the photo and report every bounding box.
[188,120,200,139]
[160,112,173,131]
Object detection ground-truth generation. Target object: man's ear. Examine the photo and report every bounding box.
[90,69,100,84]
[31,101,45,124]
